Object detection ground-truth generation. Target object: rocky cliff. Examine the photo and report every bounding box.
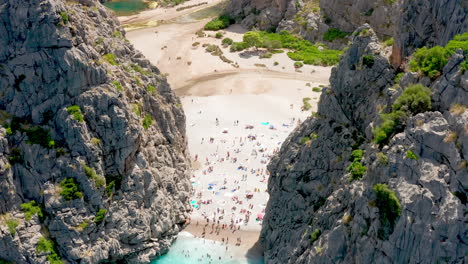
[260,22,468,264]
[392,0,468,66]
[0,0,191,263]
[226,0,399,47]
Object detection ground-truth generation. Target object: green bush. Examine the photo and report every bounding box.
[222,38,233,46]
[310,228,321,244]
[312,87,322,92]
[445,32,468,54]
[147,84,156,94]
[60,12,69,24]
[25,126,56,149]
[347,161,367,181]
[461,60,468,72]
[36,237,63,264]
[215,32,223,39]
[204,15,232,31]
[384,37,394,47]
[259,53,272,59]
[243,31,263,49]
[323,28,348,42]
[9,147,23,164]
[6,218,18,235]
[294,61,304,68]
[130,63,150,75]
[299,136,310,144]
[94,209,107,225]
[349,149,363,161]
[392,84,432,115]
[21,201,43,221]
[374,84,431,145]
[373,184,401,235]
[142,114,153,130]
[102,53,118,66]
[111,81,123,92]
[67,105,84,122]
[83,164,105,188]
[373,110,407,145]
[105,174,123,196]
[362,55,375,67]
[377,152,389,165]
[302,97,311,110]
[230,42,248,52]
[405,150,419,160]
[393,72,404,83]
[59,178,83,201]
[409,46,449,78]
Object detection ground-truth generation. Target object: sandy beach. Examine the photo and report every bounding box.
[123,3,332,258]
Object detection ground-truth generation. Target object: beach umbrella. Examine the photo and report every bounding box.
[190,200,197,204]
[208,183,216,186]
[257,213,265,220]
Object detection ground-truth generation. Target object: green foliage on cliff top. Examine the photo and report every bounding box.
[373,84,431,145]
[409,32,468,78]
[310,228,321,244]
[67,105,84,122]
[142,114,153,130]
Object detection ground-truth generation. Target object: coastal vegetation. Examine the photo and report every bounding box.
[59,178,83,201]
[21,201,43,221]
[229,31,342,66]
[323,28,348,42]
[204,15,233,30]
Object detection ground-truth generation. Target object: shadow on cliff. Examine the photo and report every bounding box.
[245,240,264,263]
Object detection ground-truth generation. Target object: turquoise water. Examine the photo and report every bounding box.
[152,232,264,264]
[103,0,148,16]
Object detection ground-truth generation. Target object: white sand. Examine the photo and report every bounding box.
[124,8,332,235]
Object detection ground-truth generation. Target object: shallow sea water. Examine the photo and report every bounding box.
[103,0,148,16]
[151,232,264,264]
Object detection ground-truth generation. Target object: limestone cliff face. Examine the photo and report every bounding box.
[260,24,468,264]
[392,0,468,66]
[0,0,191,263]
[226,0,399,48]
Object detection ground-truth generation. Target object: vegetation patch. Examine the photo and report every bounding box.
[25,126,56,149]
[102,53,118,66]
[111,81,123,92]
[5,217,18,235]
[67,105,84,122]
[59,178,83,201]
[36,237,63,264]
[294,61,304,68]
[60,12,69,24]
[405,150,419,160]
[222,38,233,46]
[362,55,375,67]
[105,174,123,196]
[83,164,105,188]
[310,228,321,244]
[94,209,107,225]
[347,149,366,181]
[373,84,431,145]
[204,15,233,31]
[409,32,468,78]
[146,84,156,94]
[142,114,153,130]
[312,87,321,92]
[393,72,404,83]
[373,184,401,239]
[130,63,150,75]
[21,201,43,221]
[323,28,348,42]
[302,97,312,110]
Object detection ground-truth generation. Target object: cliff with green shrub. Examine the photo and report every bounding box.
[260,18,467,264]
[0,0,191,263]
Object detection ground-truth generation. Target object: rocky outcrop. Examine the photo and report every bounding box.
[260,24,467,264]
[0,0,191,263]
[392,0,468,66]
